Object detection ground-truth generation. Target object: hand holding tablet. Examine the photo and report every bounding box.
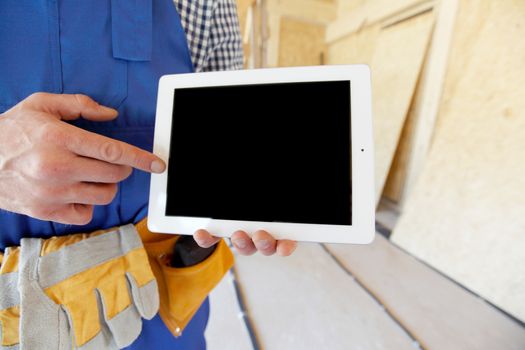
[149,65,375,244]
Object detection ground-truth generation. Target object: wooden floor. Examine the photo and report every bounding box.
[205,234,525,350]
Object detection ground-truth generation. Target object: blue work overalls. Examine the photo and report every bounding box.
[0,0,209,348]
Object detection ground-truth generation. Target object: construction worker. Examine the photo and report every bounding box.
[0,0,297,349]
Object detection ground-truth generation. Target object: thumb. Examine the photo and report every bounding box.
[26,92,118,122]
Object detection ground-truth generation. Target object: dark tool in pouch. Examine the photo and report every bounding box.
[171,236,217,267]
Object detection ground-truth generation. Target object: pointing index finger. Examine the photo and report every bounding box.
[65,124,166,173]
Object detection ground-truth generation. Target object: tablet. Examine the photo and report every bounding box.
[148,65,374,244]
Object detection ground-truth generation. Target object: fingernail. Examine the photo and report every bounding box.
[101,105,118,116]
[256,240,271,249]
[151,160,165,173]
[234,239,248,249]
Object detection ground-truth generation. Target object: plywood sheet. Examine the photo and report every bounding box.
[267,0,339,24]
[265,13,282,67]
[236,0,256,34]
[326,235,525,350]
[278,17,326,67]
[392,0,525,322]
[383,77,421,202]
[364,0,432,25]
[234,243,415,349]
[237,0,256,68]
[337,0,366,14]
[327,24,380,65]
[369,11,434,203]
[385,0,459,204]
[325,0,433,43]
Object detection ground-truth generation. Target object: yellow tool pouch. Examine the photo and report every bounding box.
[135,219,234,337]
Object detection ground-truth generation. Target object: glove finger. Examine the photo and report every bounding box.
[68,295,116,350]
[125,272,159,320]
[95,288,142,349]
[0,274,19,311]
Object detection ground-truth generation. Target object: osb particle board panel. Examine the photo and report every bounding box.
[325,0,433,43]
[233,243,415,350]
[385,0,458,205]
[383,78,421,202]
[327,24,380,65]
[391,0,525,322]
[267,0,339,24]
[325,235,525,350]
[364,0,433,25]
[278,17,326,67]
[369,11,434,203]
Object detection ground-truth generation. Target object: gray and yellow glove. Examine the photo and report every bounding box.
[18,223,159,350]
[0,247,20,350]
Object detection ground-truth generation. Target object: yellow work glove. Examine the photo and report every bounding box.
[135,219,234,337]
[18,224,159,350]
[0,247,20,349]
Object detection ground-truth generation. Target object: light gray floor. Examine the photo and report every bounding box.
[205,271,253,350]
[205,235,525,350]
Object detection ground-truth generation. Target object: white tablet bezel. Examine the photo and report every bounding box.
[148,65,374,244]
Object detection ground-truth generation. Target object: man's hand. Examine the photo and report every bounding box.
[0,93,166,225]
[194,230,298,257]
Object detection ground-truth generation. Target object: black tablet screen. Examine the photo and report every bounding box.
[166,80,351,225]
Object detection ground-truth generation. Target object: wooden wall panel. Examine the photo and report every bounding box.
[266,0,339,23]
[382,98,418,202]
[237,0,257,68]
[278,18,326,67]
[236,0,256,32]
[325,0,433,43]
[327,25,380,65]
[328,12,433,204]
[391,0,525,322]
[368,12,434,203]
[384,0,458,204]
[364,0,432,24]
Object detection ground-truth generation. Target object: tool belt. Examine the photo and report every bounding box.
[0,217,234,349]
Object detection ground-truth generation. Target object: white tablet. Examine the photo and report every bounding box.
[148,65,374,244]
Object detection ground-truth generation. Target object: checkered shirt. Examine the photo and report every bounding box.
[173,0,244,72]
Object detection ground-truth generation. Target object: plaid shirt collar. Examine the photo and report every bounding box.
[174,0,244,72]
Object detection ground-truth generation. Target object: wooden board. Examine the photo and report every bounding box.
[369,11,434,203]
[206,272,253,350]
[327,24,380,65]
[391,0,525,322]
[382,95,419,202]
[278,17,326,67]
[265,13,282,67]
[266,0,340,24]
[325,0,434,43]
[325,235,525,350]
[365,0,433,25]
[328,13,434,203]
[337,0,366,14]
[236,0,256,35]
[237,0,256,68]
[234,243,416,349]
[384,0,459,204]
